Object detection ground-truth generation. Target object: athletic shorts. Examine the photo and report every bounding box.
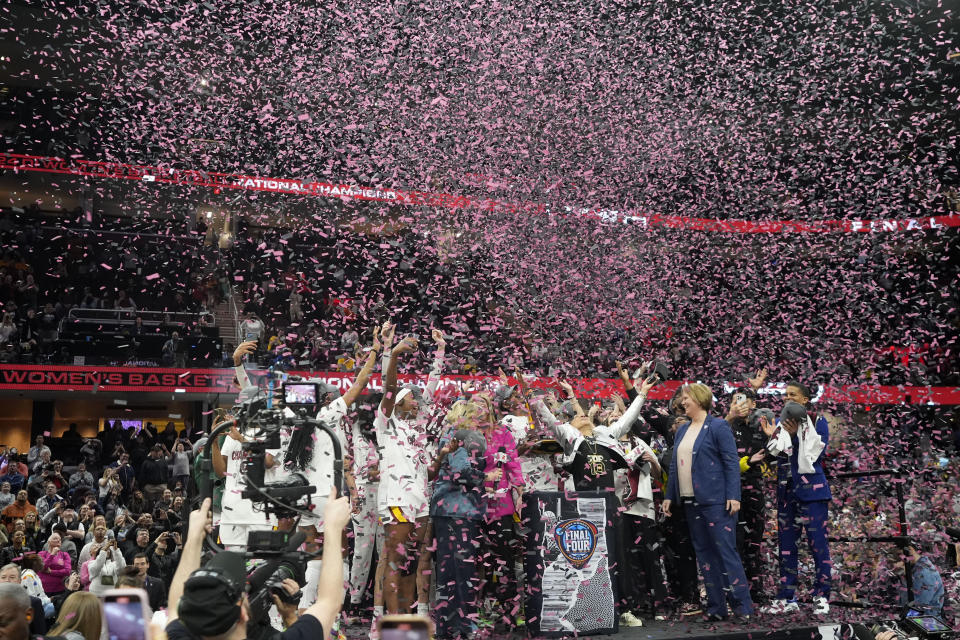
[379,503,427,525]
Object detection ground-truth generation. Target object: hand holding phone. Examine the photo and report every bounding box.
[378,614,431,640]
[102,588,152,640]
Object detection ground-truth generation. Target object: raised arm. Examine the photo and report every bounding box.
[304,488,352,634]
[530,395,580,451]
[232,341,257,390]
[380,335,417,418]
[605,375,656,439]
[424,329,447,403]
[341,327,381,408]
[166,498,212,624]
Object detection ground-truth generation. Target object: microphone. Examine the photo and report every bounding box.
[495,446,508,469]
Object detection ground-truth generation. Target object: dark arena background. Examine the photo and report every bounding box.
[0,0,958,639]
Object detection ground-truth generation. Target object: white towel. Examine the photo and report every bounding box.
[768,416,826,474]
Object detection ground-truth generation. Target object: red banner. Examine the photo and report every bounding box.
[0,364,957,405]
[2,153,957,234]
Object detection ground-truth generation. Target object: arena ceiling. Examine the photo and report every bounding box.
[1,0,958,226]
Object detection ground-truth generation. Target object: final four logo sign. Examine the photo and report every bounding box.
[554,518,599,569]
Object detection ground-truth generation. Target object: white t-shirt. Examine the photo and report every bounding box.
[375,408,429,515]
[218,436,277,546]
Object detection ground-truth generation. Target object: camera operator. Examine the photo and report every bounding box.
[215,421,280,551]
[895,542,946,616]
[233,328,380,608]
[166,490,352,640]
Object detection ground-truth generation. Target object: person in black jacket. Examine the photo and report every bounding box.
[138,445,170,504]
[131,553,165,610]
[724,388,771,605]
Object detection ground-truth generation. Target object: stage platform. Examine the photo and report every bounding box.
[344,614,877,639]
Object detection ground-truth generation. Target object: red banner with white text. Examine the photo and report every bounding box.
[1,153,957,234]
[0,364,957,405]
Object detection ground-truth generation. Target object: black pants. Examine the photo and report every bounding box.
[620,513,669,615]
[736,490,766,603]
[662,503,700,606]
[481,515,520,621]
[434,517,481,639]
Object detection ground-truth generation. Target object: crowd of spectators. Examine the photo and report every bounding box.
[0,420,194,632]
[0,202,957,398]
[0,207,225,365]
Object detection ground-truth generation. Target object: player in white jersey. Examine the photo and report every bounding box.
[375,326,447,616]
[346,399,383,618]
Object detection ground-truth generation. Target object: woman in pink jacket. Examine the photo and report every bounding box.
[475,394,525,629]
[38,532,71,594]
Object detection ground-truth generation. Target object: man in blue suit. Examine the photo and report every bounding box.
[760,381,833,615]
[662,383,753,620]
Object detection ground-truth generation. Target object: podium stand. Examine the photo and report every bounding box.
[522,491,620,637]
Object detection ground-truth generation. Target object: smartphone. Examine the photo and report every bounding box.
[733,392,746,405]
[378,614,431,640]
[102,588,152,640]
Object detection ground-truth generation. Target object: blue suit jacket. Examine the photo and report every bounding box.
[666,415,741,505]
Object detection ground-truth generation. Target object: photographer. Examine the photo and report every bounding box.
[899,542,946,616]
[85,537,124,596]
[166,491,352,640]
[724,384,771,605]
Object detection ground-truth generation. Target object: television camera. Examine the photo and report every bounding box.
[195,372,345,637]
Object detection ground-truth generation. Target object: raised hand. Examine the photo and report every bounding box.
[615,360,630,384]
[371,326,382,352]
[759,415,776,438]
[748,368,769,390]
[187,498,213,541]
[232,340,257,366]
[431,328,446,349]
[322,487,352,533]
[380,321,395,349]
[638,374,657,396]
[392,336,418,355]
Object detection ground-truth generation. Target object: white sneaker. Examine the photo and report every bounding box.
[620,611,644,627]
[761,599,800,614]
[813,597,830,615]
